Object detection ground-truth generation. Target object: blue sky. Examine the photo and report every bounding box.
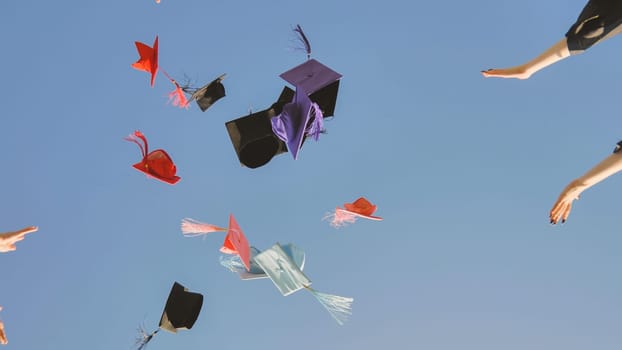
[2,0,622,349]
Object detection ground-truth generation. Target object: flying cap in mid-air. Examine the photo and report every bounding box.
[135,282,203,350]
[181,214,251,271]
[253,243,353,325]
[132,36,159,87]
[125,131,180,185]
[325,197,383,228]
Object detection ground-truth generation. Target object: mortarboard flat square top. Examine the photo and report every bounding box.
[159,282,203,334]
[220,214,251,271]
[253,243,311,296]
[280,59,342,95]
[222,243,306,280]
[189,74,226,112]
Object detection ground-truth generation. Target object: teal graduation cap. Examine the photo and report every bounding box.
[224,242,353,325]
[220,243,306,280]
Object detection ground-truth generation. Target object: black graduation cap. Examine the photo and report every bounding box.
[225,88,294,169]
[184,74,226,112]
[136,282,204,350]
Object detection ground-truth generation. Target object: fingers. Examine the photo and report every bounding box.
[0,226,38,243]
[16,226,38,237]
[549,197,565,223]
[562,201,573,223]
[481,69,501,77]
[550,198,575,225]
[550,199,569,225]
[0,321,6,345]
[481,67,531,80]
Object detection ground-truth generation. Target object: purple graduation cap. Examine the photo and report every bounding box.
[270,86,324,160]
[279,59,342,118]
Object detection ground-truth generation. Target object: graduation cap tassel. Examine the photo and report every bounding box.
[135,327,159,350]
[160,70,189,109]
[181,218,227,237]
[124,131,148,159]
[293,24,312,59]
[306,287,353,326]
[305,103,324,141]
[167,79,189,109]
[322,210,357,228]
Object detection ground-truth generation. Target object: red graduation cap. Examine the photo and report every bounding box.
[325,197,383,228]
[342,197,382,220]
[132,36,159,87]
[125,131,180,185]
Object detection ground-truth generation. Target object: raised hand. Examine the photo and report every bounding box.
[0,226,38,253]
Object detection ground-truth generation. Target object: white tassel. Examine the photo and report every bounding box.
[181,218,226,237]
[306,287,353,325]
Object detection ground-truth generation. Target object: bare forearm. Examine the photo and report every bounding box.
[573,152,622,192]
[522,38,570,76]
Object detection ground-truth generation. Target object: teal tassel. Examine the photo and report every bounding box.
[306,287,353,325]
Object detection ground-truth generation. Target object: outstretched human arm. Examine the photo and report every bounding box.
[550,149,622,224]
[482,38,570,80]
[0,226,38,253]
[0,306,7,345]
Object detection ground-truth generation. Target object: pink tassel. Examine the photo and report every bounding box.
[167,80,189,109]
[181,218,226,237]
[323,208,357,228]
[124,131,148,158]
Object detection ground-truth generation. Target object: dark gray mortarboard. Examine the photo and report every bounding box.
[185,74,226,112]
[136,282,203,349]
[225,88,293,169]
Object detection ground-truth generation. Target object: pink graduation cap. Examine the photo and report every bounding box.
[270,86,324,160]
[252,243,353,325]
[324,197,383,228]
[180,214,251,271]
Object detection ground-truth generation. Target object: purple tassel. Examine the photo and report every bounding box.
[294,24,311,59]
[305,103,324,141]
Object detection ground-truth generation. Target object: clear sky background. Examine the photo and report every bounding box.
[2,0,622,349]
